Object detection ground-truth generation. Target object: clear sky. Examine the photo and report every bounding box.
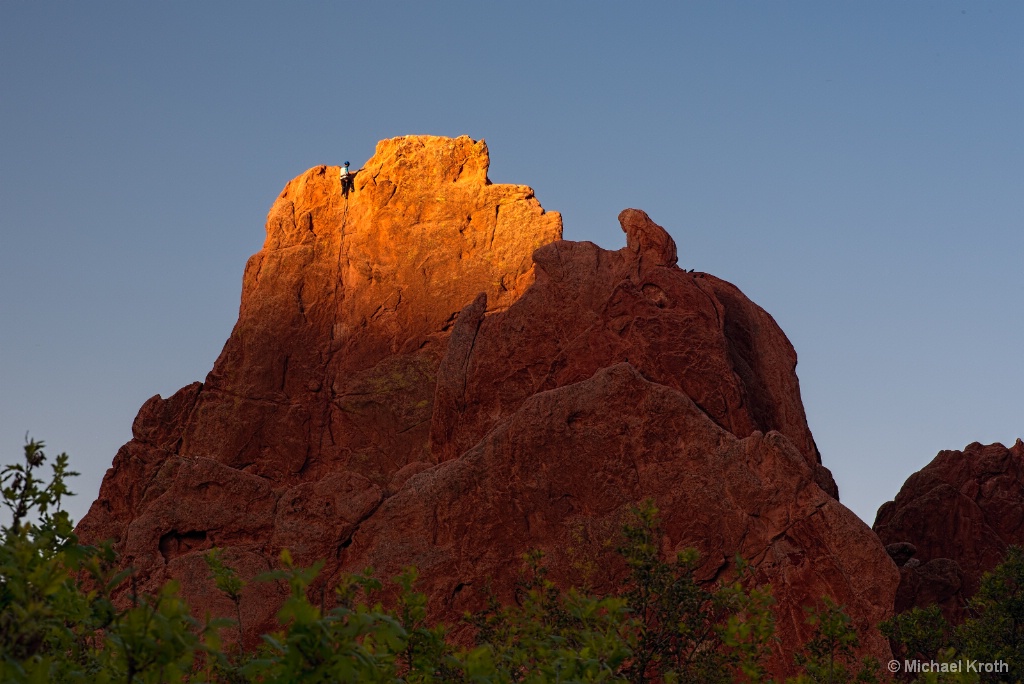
[1,2,1021,527]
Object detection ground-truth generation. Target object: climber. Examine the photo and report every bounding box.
[340,161,355,198]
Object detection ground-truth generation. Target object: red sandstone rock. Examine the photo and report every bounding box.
[874,439,1024,619]
[430,208,836,499]
[77,135,896,675]
[78,134,561,636]
[79,134,559,538]
[361,363,894,672]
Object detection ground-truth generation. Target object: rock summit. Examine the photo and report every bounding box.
[78,135,898,674]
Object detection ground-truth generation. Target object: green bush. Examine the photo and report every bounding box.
[957,546,1024,682]
[0,439,226,683]
[788,597,880,684]
[614,502,776,683]
[880,605,951,666]
[879,547,1024,683]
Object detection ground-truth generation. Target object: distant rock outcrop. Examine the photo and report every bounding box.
[875,440,1024,620]
[77,135,897,675]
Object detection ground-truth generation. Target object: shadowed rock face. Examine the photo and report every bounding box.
[430,208,836,500]
[77,135,896,675]
[875,439,1024,620]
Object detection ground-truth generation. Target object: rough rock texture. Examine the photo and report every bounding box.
[363,363,894,673]
[430,208,837,500]
[875,439,1024,619]
[78,135,561,634]
[77,135,896,675]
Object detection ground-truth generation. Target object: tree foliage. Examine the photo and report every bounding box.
[788,597,880,684]
[880,547,1024,683]
[956,546,1024,683]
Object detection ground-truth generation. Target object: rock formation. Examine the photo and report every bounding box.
[429,207,838,501]
[77,135,897,675]
[875,439,1024,619]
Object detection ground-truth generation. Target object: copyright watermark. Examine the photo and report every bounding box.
[888,658,1009,674]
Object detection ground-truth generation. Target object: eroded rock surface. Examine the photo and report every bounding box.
[78,135,896,674]
[78,134,561,634]
[875,439,1024,619]
[430,208,834,498]
[363,363,893,672]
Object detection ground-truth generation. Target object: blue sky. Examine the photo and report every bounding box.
[1,2,1021,526]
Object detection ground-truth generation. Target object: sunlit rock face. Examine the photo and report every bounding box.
[78,135,896,676]
[875,439,1024,621]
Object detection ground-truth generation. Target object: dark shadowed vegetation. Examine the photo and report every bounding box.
[3,439,1022,682]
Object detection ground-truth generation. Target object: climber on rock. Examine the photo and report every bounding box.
[340,161,356,198]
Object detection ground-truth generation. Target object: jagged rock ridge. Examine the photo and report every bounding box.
[78,135,897,675]
[875,439,1024,620]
